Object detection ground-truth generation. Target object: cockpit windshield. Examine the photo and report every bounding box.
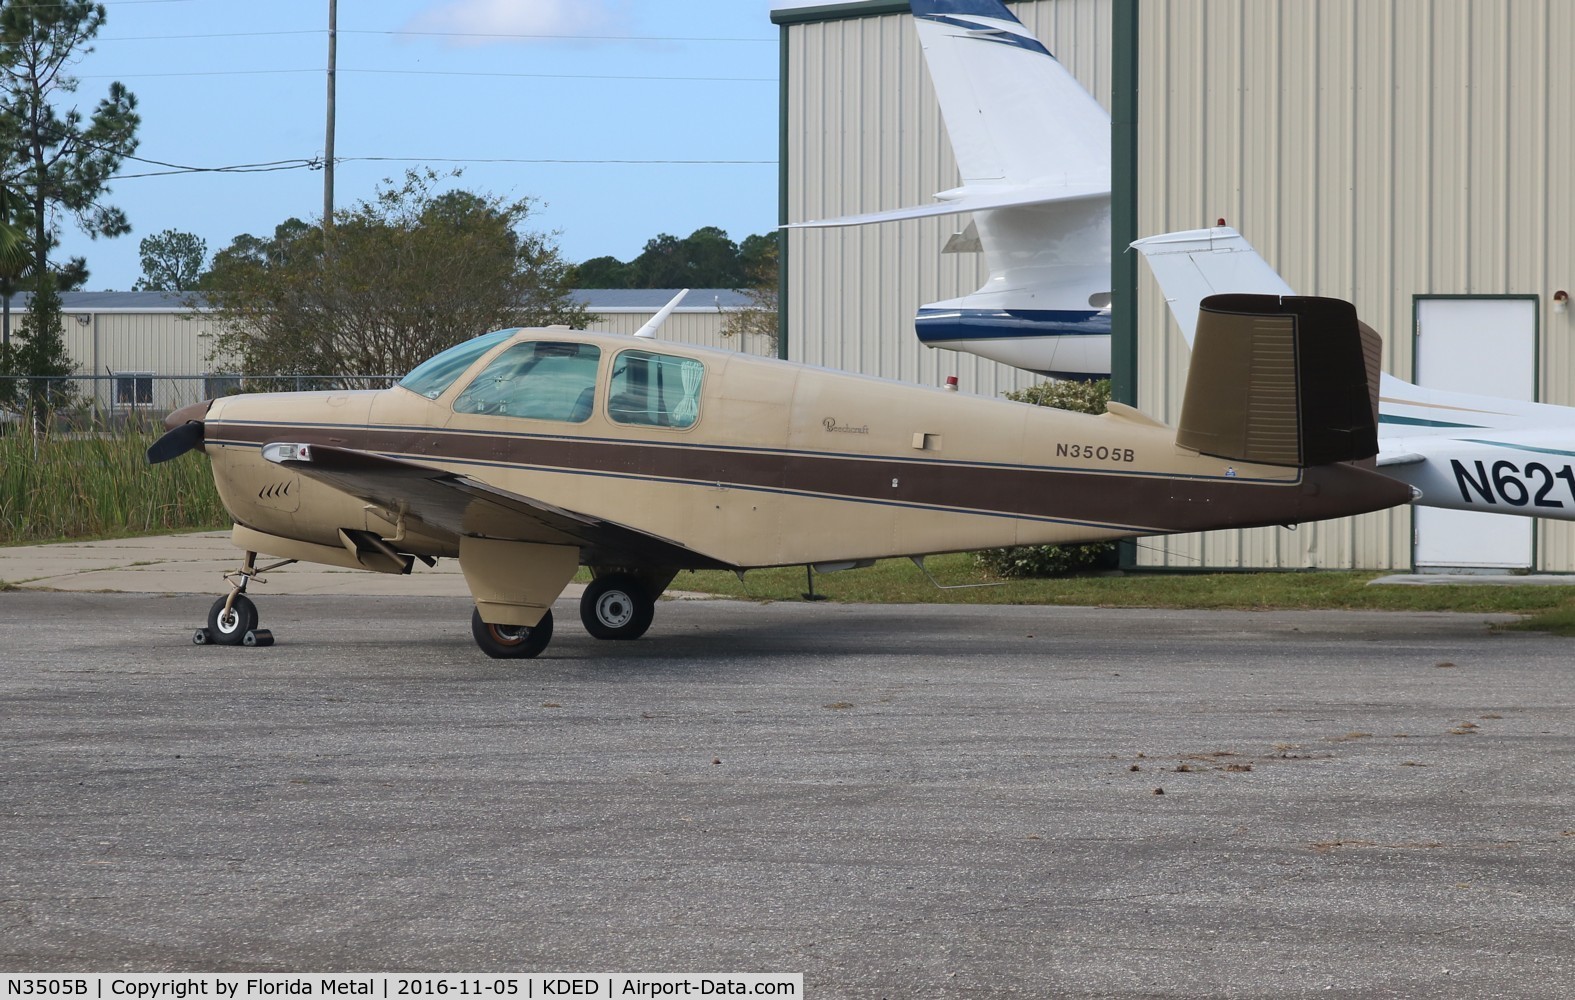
[397,329,517,400]
[453,341,602,423]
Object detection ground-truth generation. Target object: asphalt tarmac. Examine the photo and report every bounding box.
[2,591,1572,997]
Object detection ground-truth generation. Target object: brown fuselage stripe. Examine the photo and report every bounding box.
[207,421,1413,533]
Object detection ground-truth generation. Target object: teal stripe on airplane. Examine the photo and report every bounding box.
[1459,439,1575,460]
[1379,414,1486,430]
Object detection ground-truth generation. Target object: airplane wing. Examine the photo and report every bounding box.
[262,442,734,571]
[786,182,1109,229]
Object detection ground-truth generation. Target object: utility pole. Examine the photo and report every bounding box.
[323,0,337,233]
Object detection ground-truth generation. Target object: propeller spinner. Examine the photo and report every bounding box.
[147,399,213,465]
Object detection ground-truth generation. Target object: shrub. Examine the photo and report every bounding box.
[976,377,1118,579]
[975,541,1119,579]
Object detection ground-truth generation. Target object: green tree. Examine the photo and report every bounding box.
[0,183,34,399]
[0,0,139,284]
[206,169,589,380]
[575,227,774,290]
[0,0,139,388]
[132,228,205,291]
[630,226,744,288]
[721,232,779,354]
[198,217,315,292]
[571,254,631,288]
[737,232,776,276]
[13,270,73,422]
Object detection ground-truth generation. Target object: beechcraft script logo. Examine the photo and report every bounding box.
[823,417,870,434]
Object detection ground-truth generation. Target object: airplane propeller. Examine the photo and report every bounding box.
[146,400,213,465]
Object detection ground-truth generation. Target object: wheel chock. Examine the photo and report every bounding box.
[193,628,212,645]
[243,628,274,647]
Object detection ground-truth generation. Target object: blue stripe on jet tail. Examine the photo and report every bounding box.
[912,0,1021,19]
[915,307,1111,343]
[914,15,1053,57]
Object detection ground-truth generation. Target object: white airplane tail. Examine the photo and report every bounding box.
[1127,227,1293,347]
[1129,225,1575,441]
[913,0,1109,190]
[789,0,1113,380]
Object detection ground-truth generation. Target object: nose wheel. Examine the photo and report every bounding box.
[206,593,258,643]
[191,550,288,647]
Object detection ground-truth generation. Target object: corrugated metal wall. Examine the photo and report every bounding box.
[61,312,225,377]
[1135,0,1575,570]
[36,305,756,411]
[54,311,227,411]
[781,0,1110,396]
[584,310,774,356]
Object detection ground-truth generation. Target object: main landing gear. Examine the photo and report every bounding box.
[579,573,657,641]
[472,572,661,657]
[471,607,554,659]
[193,550,292,648]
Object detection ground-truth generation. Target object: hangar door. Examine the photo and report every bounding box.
[1412,296,1538,571]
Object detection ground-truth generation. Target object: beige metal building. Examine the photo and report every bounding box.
[774,0,1575,571]
[4,289,760,416]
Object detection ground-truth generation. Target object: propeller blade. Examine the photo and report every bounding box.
[146,420,205,464]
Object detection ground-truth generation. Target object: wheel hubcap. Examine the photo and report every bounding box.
[490,623,528,645]
[595,591,633,628]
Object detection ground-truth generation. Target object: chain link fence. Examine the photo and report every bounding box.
[0,374,400,432]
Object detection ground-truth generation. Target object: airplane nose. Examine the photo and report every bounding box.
[164,398,212,432]
[148,399,214,464]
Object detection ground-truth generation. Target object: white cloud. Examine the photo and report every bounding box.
[404,0,632,46]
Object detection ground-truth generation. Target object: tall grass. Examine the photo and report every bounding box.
[0,421,226,544]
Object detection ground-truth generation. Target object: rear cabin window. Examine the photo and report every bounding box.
[398,329,516,399]
[608,350,705,429]
[452,341,601,422]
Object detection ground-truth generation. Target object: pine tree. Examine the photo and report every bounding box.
[0,0,139,393]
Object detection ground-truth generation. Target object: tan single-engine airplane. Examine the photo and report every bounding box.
[149,293,1414,658]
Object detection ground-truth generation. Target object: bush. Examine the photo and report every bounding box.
[975,542,1118,579]
[976,377,1118,579]
[1004,378,1111,412]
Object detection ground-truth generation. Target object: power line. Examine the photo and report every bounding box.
[114,160,318,179]
[79,68,313,78]
[79,67,776,82]
[98,30,322,41]
[108,155,774,180]
[97,28,774,44]
[345,68,774,82]
[341,157,777,166]
[343,29,775,44]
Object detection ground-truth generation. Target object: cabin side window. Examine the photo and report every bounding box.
[452,341,601,422]
[608,350,704,429]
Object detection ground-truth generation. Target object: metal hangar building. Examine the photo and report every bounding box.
[771,0,1575,572]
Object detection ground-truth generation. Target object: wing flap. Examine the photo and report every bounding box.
[263,443,733,570]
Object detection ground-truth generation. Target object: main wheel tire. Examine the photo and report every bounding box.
[207,594,258,646]
[471,607,553,659]
[580,574,655,640]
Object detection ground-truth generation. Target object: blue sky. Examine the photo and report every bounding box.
[52,0,784,290]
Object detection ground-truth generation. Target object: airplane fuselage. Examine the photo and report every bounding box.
[198,329,1401,571]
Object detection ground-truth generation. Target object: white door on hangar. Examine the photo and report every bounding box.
[1412,296,1538,571]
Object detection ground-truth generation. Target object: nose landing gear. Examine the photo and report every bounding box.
[192,550,292,647]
